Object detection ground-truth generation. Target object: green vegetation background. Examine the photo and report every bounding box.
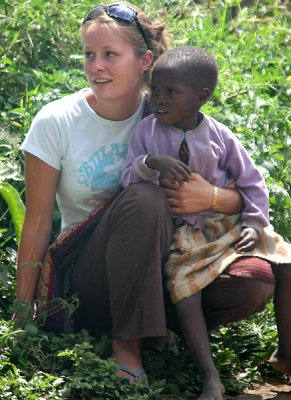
[0,0,290,398]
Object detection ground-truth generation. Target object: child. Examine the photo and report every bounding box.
[121,46,291,398]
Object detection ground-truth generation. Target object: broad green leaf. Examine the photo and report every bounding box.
[0,182,25,244]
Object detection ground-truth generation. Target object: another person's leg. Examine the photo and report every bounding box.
[269,264,291,376]
[70,182,173,381]
[176,294,224,400]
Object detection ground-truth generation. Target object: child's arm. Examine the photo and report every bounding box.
[122,117,191,187]
[145,153,191,186]
[121,119,160,187]
[222,129,269,234]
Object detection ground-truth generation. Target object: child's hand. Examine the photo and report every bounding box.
[235,227,260,253]
[146,153,191,185]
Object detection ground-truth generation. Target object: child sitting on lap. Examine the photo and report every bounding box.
[121,45,291,399]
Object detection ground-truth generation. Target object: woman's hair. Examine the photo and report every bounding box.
[80,2,168,90]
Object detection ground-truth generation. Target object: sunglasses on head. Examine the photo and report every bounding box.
[82,3,150,49]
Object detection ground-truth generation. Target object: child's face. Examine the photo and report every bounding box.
[150,63,204,132]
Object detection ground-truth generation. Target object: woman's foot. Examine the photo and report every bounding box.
[269,349,291,376]
[112,338,148,385]
[117,363,148,386]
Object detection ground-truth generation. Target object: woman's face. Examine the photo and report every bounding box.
[83,21,150,107]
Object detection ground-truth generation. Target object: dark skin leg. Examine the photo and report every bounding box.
[269,264,291,376]
[176,294,225,400]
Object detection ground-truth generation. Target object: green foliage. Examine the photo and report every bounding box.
[0,302,283,399]
[0,182,25,245]
[1,0,88,128]
[0,320,164,399]
[0,0,290,398]
[142,303,279,397]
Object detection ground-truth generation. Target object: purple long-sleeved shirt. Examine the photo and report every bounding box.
[121,113,269,233]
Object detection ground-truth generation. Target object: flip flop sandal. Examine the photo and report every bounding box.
[117,363,149,386]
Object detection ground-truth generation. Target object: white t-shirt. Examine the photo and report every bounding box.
[21,89,145,234]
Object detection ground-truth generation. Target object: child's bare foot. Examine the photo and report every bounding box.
[269,349,291,376]
[197,370,225,400]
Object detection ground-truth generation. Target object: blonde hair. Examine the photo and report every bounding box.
[80,2,168,90]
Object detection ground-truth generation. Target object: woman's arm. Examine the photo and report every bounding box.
[16,153,60,305]
[160,172,243,215]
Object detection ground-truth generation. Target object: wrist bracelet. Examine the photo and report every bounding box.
[140,154,157,176]
[210,185,218,209]
[144,154,154,169]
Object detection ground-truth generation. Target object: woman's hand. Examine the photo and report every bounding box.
[160,173,213,214]
[160,172,244,215]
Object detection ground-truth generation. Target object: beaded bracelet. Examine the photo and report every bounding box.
[210,185,218,209]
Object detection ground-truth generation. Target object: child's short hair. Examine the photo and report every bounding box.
[162,45,218,95]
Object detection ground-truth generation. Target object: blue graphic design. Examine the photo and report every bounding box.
[78,143,128,203]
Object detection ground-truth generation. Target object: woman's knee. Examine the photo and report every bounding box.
[202,277,274,329]
[240,279,274,313]
[125,182,168,207]
[118,182,171,220]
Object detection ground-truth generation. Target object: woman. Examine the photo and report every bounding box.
[16,2,289,387]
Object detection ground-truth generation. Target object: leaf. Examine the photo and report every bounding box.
[0,182,25,244]
[1,56,14,65]
[0,264,8,286]
[28,0,47,6]
[24,322,38,336]
[0,163,20,181]
[52,377,64,387]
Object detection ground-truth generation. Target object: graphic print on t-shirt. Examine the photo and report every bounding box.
[78,143,128,205]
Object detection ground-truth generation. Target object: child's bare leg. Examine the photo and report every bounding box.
[176,293,225,400]
[270,264,291,376]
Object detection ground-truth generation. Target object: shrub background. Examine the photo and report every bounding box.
[0,0,290,398]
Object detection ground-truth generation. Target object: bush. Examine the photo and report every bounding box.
[1,0,290,398]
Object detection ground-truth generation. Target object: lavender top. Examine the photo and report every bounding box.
[121,113,269,233]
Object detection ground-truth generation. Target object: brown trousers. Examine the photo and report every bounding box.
[70,182,274,339]
[70,182,173,339]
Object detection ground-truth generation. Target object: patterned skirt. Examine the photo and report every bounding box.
[165,213,291,304]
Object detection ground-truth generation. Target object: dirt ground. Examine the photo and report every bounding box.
[225,377,291,399]
[168,376,291,399]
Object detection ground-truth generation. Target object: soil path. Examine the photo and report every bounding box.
[167,377,291,399]
[225,377,291,399]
